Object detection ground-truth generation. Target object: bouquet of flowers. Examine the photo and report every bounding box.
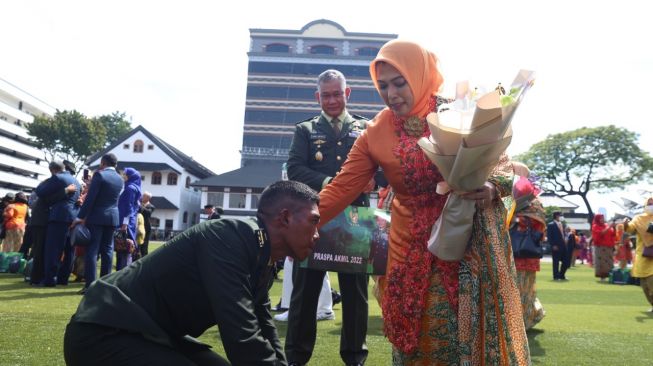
[418,69,535,261]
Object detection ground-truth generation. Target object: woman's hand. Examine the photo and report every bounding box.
[460,182,497,209]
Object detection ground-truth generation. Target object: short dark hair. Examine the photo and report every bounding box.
[63,160,76,174]
[553,211,562,218]
[101,153,118,167]
[204,204,214,210]
[14,192,28,204]
[49,161,64,172]
[257,181,319,218]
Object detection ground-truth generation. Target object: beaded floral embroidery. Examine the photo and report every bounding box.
[382,96,461,354]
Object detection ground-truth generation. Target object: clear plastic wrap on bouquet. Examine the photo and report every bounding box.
[418,69,535,261]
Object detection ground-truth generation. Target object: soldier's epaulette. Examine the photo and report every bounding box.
[295,116,320,125]
[350,114,370,121]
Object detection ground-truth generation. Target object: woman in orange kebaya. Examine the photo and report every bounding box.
[318,40,529,365]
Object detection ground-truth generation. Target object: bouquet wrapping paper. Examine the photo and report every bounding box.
[418,69,535,261]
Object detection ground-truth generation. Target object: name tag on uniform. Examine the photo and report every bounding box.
[348,131,361,138]
[310,133,327,141]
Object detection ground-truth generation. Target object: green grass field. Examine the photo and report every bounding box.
[1,246,652,365]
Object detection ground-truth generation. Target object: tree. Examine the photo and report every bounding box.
[28,110,107,175]
[515,125,653,222]
[95,111,132,146]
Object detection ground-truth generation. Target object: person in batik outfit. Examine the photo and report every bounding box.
[317,40,530,366]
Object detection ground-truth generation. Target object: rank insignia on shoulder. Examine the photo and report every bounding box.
[313,139,326,145]
[255,229,268,248]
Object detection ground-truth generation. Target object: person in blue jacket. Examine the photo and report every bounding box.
[116,167,142,270]
[72,154,124,293]
[35,161,80,286]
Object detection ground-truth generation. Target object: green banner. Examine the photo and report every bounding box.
[300,206,390,275]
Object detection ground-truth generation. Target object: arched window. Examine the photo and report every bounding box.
[133,139,144,153]
[357,47,379,57]
[185,176,191,188]
[167,172,178,185]
[310,45,335,55]
[183,211,188,224]
[265,43,290,53]
[151,171,162,185]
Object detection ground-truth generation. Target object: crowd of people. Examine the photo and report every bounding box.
[2,38,653,366]
[0,154,156,293]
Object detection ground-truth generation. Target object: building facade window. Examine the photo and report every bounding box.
[250,194,261,209]
[183,211,188,223]
[228,193,247,209]
[248,62,372,78]
[150,217,160,228]
[265,43,290,53]
[167,173,178,185]
[192,213,197,225]
[207,192,224,207]
[310,45,335,55]
[151,171,162,185]
[133,139,144,153]
[357,47,380,57]
[148,144,154,150]
[123,143,129,149]
[185,176,191,188]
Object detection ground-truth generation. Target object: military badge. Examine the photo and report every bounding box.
[315,151,323,161]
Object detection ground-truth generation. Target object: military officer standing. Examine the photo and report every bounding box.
[285,69,374,366]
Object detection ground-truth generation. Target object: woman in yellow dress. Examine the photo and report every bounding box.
[624,197,653,312]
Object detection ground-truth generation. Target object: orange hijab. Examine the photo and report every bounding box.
[369,39,444,121]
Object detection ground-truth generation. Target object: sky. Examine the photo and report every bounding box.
[2,0,651,216]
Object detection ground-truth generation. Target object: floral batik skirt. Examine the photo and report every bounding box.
[594,246,614,278]
[391,204,531,366]
[515,270,545,330]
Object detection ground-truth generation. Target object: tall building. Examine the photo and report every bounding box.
[194,19,396,216]
[241,19,397,165]
[0,78,54,197]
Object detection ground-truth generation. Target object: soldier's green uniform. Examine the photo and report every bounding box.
[63,219,285,366]
[285,112,369,365]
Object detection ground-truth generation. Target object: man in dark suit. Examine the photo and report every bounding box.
[63,181,320,366]
[204,204,221,220]
[35,161,81,286]
[56,160,83,285]
[28,161,77,285]
[72,153,124,293]
[547,211,569,280]
[285,69,374,366]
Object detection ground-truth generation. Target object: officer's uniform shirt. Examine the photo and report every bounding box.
[287,109,369,207]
